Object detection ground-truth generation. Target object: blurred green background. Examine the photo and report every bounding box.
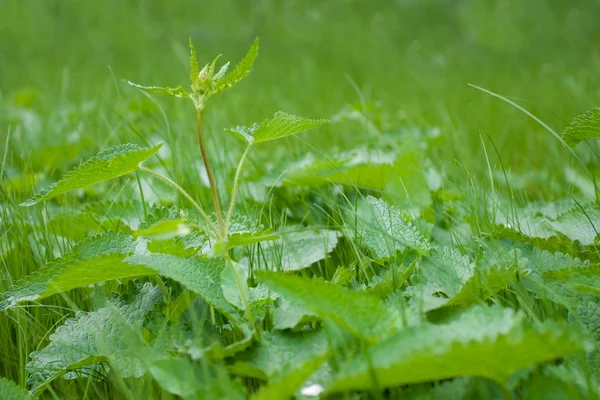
[1,0,600,193]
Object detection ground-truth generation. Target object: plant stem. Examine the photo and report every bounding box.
[225,143,252,236]
[138,166,219,237]
[225,255,256,334]
[196,110,224,236]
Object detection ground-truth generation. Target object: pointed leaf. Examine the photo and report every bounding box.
[231,111,327,144]
[189,37,200,89]
[21,143,162,206]
[27,284,162,384]
[134,219,194,241]
[0,232,154,311]
[258,229,339,272]
[328,306,589,392]
[257,271,401,341]
[214,38,259,93]
[361,196,430,261]
[0,378,32,400]
[128,81,189,98]
[561,108,600,147]
[125,252,244,327]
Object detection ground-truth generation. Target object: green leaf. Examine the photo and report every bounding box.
[149,357,245,400]
[134,219,194,241]
[128,81,189,98]
[125,252,244,327]
[575,301,600,377]
[189,37,200,89]
[547,202,600,245]
[227,111,327,144]
[214,38,259,93]
[328,306,589,392]
[544,266,600,297]
[561,108,600,147]
[258,229,340,272]
[257,271,402,341]
[516,243,590,308]
[0,378,32,400]
[273,300,318,330]
[229,329,330,399]
[27,283,163,384]
[360,196,430,262]
[226,215,279,248]
[0,232,155,311]
[21,143,162,206]
[221,261,249,311]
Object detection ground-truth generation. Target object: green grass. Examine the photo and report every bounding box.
[2,0,600,399]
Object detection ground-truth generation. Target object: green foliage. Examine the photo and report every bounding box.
[27,283,162,385]
[127,82,190,98]
[149,357,246,400]
[561,108,600,147]
[0,378,32,400]
[257,229,339,272]
[360,195,430,262]
[21,144,162,206]
[257,271,402,341]
[214,38,259,93]
[328,306,589,392]
[0,232,155,311]
[227,111,327,144]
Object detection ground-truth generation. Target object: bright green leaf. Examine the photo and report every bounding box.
[135,219,194,241]
[125,252,244,327]
[21,143,162,206]
[221,261,249,311]
[214,38,259,93]
[257,271,402,341]
[328,306,589,392]
[27,283,163,385]
[227,111,327,144]
[561,108,600,147]
[360,196,430,262]
[0,232,155,311]
[0,377,32,400]
[258,229,339,272]
[128,81,189,98]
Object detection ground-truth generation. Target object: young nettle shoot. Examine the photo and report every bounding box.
[20,38,327,333]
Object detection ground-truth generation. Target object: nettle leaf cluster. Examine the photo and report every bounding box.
[4,39,600,399]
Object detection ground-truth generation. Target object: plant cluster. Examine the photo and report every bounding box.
[2,37,600,400]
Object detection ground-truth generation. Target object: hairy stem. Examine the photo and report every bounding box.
[138,166,219,237]
[197,111,224,236]
[225,143,252,236]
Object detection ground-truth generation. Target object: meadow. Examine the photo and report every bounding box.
[1,0,600,398]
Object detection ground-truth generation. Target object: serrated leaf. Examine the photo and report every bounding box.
[149,357,246,400]
[21,144,162,206]
[214,38,259,93]
[0,232,154,311]
[221,261,249,311]
[575,301,600,377]
[328,306,589,392]
[227,111,327,144]
[545,266,600,297]
[516,243,590,308]
[27,283,162,384]
[561,108,600,147]
[0,378,32,400]
[229,330,331,399]
[135,219,194,241]
[258,229,339,272]
[189,37,200,89]
[226,214,279,248]
[125,252,244,327]
[257,271,401,341]
[274,300,318,330]
[360,196,430,262]
[128,81,189,98]
[547,202,600,245]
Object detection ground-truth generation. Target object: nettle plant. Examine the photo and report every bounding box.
[16,39,325,332]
